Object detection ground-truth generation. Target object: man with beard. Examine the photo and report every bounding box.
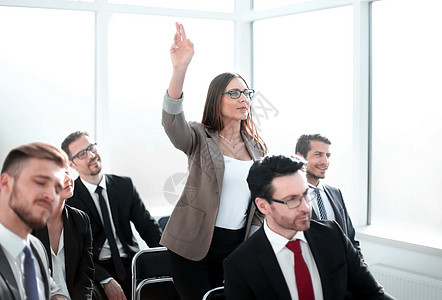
[0,142,69,300]
[296,134,363,259]
[61,131,161,300]
[223,155,394,300]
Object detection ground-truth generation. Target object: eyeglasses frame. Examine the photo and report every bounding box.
[268,184,317,209]
[222,88,255,100]
[70,143,98,161]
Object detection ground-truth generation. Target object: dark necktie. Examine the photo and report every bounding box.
[95,186,126,280]
[316,188,328,220]
[23,246,39,300]
[286,239,314,300]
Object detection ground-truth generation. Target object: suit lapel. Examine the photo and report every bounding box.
[323,185,345,229]
[0,247,20,299]
[241,131,264,161]
[304,223,331,300]
[255,228,292,299]
[75,178,102,226]
[63,207,77,292]
[30,240,50,299]
[311,208,319,220]
[105,175,120,229]
[32,227,52,272]
[205,129,225,194]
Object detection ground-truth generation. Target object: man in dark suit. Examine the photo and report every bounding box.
[0,142,69,299]
[296,134,363,258]
[62,131,162,300]
[224,154,394,300]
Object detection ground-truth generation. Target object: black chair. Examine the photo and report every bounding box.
[131,247,179,300]
[158,216,170,231]
[202,286,225,300]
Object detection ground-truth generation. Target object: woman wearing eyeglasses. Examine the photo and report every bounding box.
[160,22,268,300]
[33,170,94,300]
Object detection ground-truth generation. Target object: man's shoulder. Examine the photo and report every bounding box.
[29,235,47,257]
[105,174,132,185]
[65,204,90,221]
[310,219,340,231]
[322,183,341,192]
[225,227,267,263]
[307,220,345,240]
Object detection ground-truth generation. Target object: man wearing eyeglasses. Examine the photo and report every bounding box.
[223,154,394,300]
[295,134,363,260]
[61,131,161,300]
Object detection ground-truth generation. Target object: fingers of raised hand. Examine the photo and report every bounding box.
[179,23,187,41]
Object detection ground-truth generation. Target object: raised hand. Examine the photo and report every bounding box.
[170,22,194,70]
[168,22,194,99]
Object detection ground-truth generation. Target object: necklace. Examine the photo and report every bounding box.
[219,134,238,149]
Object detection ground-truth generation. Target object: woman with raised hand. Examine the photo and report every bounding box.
[160,22,268,300]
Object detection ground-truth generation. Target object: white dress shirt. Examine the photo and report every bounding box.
[81,176,127,260]
[264,219,324,300]
[0,223,46,300]
[310,181,336,221]
[50,229,71,299]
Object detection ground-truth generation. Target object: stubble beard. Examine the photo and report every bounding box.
[9,185,50,230]
[306,168,325,181]
[89,159,102,176]
[272,207,312,232]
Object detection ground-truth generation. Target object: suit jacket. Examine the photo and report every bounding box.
[224,220,386,300]
[66,174,162,282]
[161,107,266,261]
[33,205,94,299]
[312,184,363,260]
[0,235,63,300]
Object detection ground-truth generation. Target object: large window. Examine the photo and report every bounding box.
[107,15,234,215]
[254,6,355,215]
[1,1,441,248]
[371,0,442,244]
[0,6,94,153]
[0,2,234,218]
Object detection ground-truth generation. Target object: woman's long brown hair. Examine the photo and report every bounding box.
[201,72,267,153]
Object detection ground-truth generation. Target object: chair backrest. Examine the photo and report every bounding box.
[202,286,225,300]
[158,216,170,231]
[132,247,177,300]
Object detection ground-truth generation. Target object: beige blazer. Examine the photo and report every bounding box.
[160,109,265,261]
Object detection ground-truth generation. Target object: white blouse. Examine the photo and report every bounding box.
[215,156,253,229]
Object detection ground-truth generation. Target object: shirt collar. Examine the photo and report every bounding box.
[316,180,324,192]
[0,222,29,259]
[264,219,308,255]
[81,175,107,195]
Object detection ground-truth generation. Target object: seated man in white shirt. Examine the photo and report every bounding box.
[223,154,395,300]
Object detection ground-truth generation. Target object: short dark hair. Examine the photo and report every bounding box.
[295,134,331,158]
[1,142,68,179]
[247,154,306,204]
[61,131,90,158]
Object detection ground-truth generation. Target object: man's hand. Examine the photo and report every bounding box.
[103,279,126,300]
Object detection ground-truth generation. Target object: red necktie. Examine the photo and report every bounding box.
[286,239,315,300]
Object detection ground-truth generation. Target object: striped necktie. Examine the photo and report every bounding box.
[316,188,328,220]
